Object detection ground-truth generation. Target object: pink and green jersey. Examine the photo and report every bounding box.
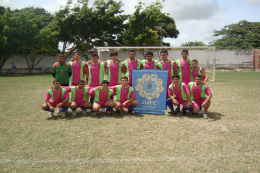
[89,88,115,104]
[168,82,190,101]
[44,88,69,104]
[174,59,193,84]
[63,86,89,102]
[88,62,107,88]
[159,60,175,86]
[123,59,143,85]
[110,85,135,103]
[68,61,88,86]
[141,60,163,70]
[191,67,205,82]
[188,82,211,101]
[103,60,127,86]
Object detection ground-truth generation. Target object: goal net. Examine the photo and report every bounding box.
[98,46,216,82]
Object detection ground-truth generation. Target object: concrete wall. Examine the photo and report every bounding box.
[1,49,255,73]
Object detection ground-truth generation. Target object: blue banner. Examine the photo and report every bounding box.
[132,69,168,115]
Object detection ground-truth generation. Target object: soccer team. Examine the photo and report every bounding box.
[42,49,212,119]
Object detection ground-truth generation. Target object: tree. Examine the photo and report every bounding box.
[118,1,179,47]
[211,20,260,49]
[181,40,207,47]
[9,7,58,73]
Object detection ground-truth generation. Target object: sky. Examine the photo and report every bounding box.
[1,0,260,47]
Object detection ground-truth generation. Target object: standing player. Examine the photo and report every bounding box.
[52,54,72,86]
[159,50,175,87]
[141,52,163,70]
[166,75,192,116]
[174,49,193,84]
[123,50,143,86]
[88,80,115,115]
[188,75,212,119]
[111,76,138,114]
[42,79,70,118]
[68,51,88,86]
[63,80,92,117]
[191,59,209,83]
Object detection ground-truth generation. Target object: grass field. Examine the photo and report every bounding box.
[0,72,260,172]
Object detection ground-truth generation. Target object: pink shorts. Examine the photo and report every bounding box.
[71,101,87,108]
[192,98,206,108]
[116,101,130,109]
[94,100,110,108]
[174,97,188,106]
[49,101,63,108]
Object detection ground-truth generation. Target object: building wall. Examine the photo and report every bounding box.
[1,49,255,73]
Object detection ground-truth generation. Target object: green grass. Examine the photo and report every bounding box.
[0,72,260,172]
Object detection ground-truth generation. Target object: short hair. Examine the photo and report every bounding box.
[91,53,99,58]
[192,59,198,63]
[195,75,203,79]
[101,80,109,85]
[110,52,118,57]
[53,79,61,84]
[181,49,189,54]
[146,52,153,56]
[74,51,81,55]
[160,50,168,55]
[58,54,65,58]
[121,76,128,81]
[78,80,85,84]
[172,75,179,79]
[128,49,136,54]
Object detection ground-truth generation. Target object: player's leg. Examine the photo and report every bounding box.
[192,101,200,114]
[127,100,138,114]
[180,100,192,116]
[104,100,115,115]
[61,102,70,117]
[115,101,122,114]
[82,101,92,115]
[42,102,55,118]
[166,98,175,115]
[202,99,210,119]
[70,101,78,117]
[93,102,101,115]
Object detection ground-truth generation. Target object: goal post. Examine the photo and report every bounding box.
[98,46,216,82]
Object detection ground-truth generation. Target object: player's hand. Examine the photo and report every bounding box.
[201,81,206,85]
[188,102,192,106]
[122,101,128,107]
[53,62,58,66]
[95,86,101,90]
[173,100,179,106]
[49,85,54,89]
[70,58,74,62]
[49,106,55,111]
[118,59,122,62]
[85,81,88,85]
[57,103,63,108]
[88,61,92,64]
[201,101,207,108]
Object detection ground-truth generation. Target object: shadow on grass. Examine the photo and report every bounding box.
[169,111,224,121]
[47,111,144,120]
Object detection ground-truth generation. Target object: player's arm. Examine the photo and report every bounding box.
[51,66,56,78]
[173,62,178,75]
[201,94,212,107]
[201,69,209,83]
[168,87,178,105]
[57,91,69,107]
[45,101,55,111]
[122,90,135,107]
[86,93,91,103]
[68,63,72,78]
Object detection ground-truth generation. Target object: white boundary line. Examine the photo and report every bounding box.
[1,152,260,164]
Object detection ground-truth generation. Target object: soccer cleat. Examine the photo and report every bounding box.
[198,110,203,114]
[182,110,186,116]
[171,111,176,116]
[175,108,180,113]
[102,108,106,112]
[49,112,54,118]
[107,110,112,115]
[66,109,71,114]
[61,111,66,118]
[86,109,91,113]
[82,109,86,115]
[57,109,61,114]
[116,109,121,114]
[128,110,136,114]
[203,113,208,119]
[96,111,100,115]
[72,111,76,117]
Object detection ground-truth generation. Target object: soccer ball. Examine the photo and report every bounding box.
[142,73,150,81]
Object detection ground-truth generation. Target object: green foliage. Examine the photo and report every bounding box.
[181,40,207,47]
[119,1,179,46]
[211,20,260,49]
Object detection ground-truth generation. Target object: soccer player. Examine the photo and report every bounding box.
[188,75,212,119]
[123,50,143,86]
[63,80,92,117]
[159,50,175,87]
[105,52,126,86]
[68,51,88,86]
[52,54,72,86]
[191,59,209,83]
[111,76,138,114]
[166,75,192,116]
[88,80,115,115]
[174,49,193,84]
[42,79,70,118]
[141,52,163,69]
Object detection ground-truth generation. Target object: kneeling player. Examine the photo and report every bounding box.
[166,75,192,116]
[89,80,115,115]
[42,79,70,118]
[64,80,92,117]
[188,75,212,119]
[112,76,138,114]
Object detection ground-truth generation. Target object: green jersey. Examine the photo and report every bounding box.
[52,63,72,84]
